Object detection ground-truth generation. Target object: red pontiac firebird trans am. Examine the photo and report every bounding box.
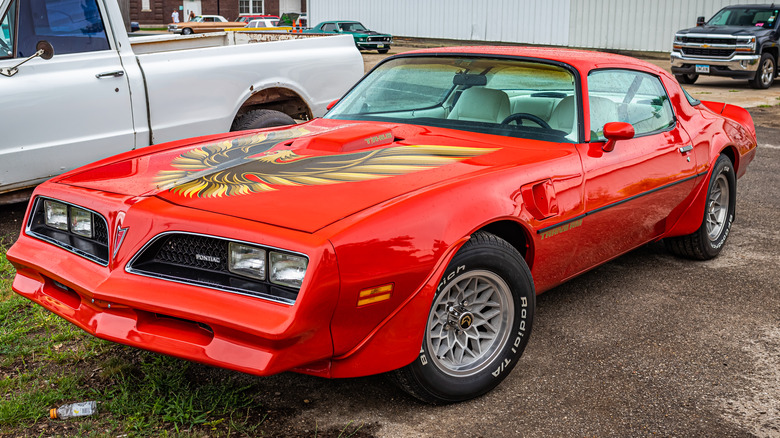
[8,47,756,404]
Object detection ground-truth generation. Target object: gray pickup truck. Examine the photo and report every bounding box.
[671,4,779,89]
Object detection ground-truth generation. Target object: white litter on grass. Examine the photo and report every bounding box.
[719,326,780,437]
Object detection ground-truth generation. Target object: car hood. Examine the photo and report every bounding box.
[347,30,389,37]
[677,25,774,37]
[58,120,550,233]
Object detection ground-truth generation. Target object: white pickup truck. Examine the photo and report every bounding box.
[0,0,364,202]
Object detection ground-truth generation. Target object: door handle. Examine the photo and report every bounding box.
[95,70,125,78]
[679,145,693,154]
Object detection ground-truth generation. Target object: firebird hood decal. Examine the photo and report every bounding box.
[155,129,497,198]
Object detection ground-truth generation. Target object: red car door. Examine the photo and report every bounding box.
[565,69,698,277]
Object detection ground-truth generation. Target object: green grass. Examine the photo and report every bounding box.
[0,243,371,436]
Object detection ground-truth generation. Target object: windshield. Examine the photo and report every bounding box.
[325,56,579,142]
[708,8,779,28]
[339,22,367,32]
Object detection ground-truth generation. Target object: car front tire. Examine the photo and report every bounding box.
[665,154,736,260]
[390,231,535,404]
[182,28,193,35]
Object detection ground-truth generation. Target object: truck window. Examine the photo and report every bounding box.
[16,0,110,57]
[1,0,16,58]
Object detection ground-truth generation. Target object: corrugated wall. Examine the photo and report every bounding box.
[309,0,570,46]
[569,0,779,52]
[309,0,779,52]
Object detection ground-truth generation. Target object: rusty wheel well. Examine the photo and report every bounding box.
[477,220,533,269]
[235,87,312,121]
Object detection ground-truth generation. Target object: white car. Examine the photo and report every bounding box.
[245,18,281,28]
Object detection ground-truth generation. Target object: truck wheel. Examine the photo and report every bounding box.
[664,154,736,260]
[749,53,775,89]
[675,73,698,84]
[182,28,193,35]
[230,109,295,131]
[389,231,535,404]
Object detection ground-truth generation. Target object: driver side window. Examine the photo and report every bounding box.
[588,69,675,140]
[16,0,110,57]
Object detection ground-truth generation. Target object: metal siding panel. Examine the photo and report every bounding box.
[311,0,779,52]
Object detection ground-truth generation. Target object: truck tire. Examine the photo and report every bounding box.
[675,73,698,84]
[749,53,776,89]
[230,109,295,131]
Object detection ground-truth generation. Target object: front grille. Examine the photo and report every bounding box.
[25,197,110,265]
[127,232,302,305]
[681,48,734,58]
[156,234,228,272]
[367,36,390,42]
[680,36,738,45]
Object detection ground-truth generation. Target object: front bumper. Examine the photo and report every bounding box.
[356,39,392,50]
[670,50,760,79]
[7,188,340,377]
[167,24,182,33]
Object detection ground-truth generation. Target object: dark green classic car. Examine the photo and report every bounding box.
[304,21,392,53]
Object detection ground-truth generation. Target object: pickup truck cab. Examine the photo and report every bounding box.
[0,0,364,203]
[671,4,780,88]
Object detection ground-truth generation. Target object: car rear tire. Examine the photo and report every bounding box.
[749,52,775,89]
[675,73,698,84]
[182,28,193,35]
[664,154,736,260]
[389,231,535,404]
[230,109,295,131]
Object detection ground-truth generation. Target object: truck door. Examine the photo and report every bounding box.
[0,0,135,193]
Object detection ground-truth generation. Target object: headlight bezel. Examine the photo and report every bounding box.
[27,196,109,266]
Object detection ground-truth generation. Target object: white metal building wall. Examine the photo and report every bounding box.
[309,0,570,46]
[569,0,779,52]
[309,0,779,52]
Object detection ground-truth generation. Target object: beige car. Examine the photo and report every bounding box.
[168,15,245,35]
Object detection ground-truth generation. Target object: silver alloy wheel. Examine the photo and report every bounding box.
[706,172,730,241]
[426,270,514,377]
[760,57,774,87]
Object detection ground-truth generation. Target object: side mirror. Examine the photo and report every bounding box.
[0,41,54,77]
[696,16,705,26]
[326,99,339,111]
[602,122,634,152]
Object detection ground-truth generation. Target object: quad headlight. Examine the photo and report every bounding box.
[228,242,308,288]
[228,242,266,281]
[269,252,308,288]
[43,200,93,238]
[44,200,68,231]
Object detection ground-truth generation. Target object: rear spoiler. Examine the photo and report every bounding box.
[700,100,756,139]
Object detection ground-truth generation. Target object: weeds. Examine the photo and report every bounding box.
[0,244,373,436]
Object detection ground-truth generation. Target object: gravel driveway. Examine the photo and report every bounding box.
[1,42,778,437]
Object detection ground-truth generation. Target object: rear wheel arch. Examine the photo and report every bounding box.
[233,86,312,125]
